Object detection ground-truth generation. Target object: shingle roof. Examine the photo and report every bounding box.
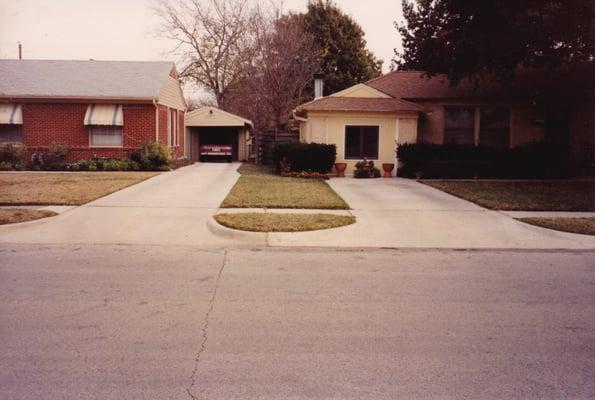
[0,59,176,100]
[296,96,424,113]
[365,70,522,100]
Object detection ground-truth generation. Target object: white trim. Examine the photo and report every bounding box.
[395,118,400,175]
[154,101,159,142]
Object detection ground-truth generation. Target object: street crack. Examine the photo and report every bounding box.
[186,250,228,399]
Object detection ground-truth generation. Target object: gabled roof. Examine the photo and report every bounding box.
[0,59,178,100]
[296,96,424,113]
[185,106,253,127]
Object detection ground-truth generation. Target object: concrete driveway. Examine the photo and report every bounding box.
[269,178,595,249]
[0,163,240,246]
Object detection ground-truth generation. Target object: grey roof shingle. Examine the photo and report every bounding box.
[0,59,175,100]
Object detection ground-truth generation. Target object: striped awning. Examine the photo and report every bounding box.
[84,104,123,126]
[0,103,23,124]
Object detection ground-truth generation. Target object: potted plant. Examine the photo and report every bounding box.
[334,162,347,177]
[381,163,394,177]
[354,159,381,178]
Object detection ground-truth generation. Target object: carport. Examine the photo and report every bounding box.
[185,107,253,162]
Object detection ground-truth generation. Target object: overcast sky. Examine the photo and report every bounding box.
[0,0,404,98]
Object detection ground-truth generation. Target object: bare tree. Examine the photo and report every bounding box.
[156,0,254,107]
[225,9,320,130]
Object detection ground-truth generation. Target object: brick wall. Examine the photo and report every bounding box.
[20,102,157,161]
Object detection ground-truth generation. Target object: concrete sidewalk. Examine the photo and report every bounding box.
[266,178,595,249]
[0,163,242,247]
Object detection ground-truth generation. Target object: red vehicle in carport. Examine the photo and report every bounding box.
[199,144,233,162]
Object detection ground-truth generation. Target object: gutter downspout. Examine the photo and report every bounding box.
[153,99,159,142]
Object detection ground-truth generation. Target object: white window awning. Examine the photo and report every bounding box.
[0,103,23,124]
[84,104,123,126]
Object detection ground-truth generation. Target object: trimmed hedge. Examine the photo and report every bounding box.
[271,142,337,174]
[397,142,568,179]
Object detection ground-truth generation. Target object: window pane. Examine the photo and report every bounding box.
[345,126,361,159]
[362,126,379,159]
[0,124,23,142]
[444,108,474,145]
[480,108,510,149]
[90,126,123,147]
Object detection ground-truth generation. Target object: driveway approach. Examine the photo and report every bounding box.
[268,178,595,249]
[0,163,241,246]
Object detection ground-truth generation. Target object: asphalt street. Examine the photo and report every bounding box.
[1,244,593,399]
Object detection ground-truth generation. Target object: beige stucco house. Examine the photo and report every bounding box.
[294,71,549,176]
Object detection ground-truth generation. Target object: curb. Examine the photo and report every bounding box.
[206,217,268,245]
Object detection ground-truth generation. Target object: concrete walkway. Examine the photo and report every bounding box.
[0,163,241,246]
[266,178,595,249]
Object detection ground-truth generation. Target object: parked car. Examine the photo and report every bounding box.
[199,144,233,162]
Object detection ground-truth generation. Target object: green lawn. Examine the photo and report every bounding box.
[518,217,595,236]
[422,180,595,211]
[221,164,349,209]
[215,213,355,232]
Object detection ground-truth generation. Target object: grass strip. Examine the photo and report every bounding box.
[517,217,595,236]
[0,208,58,225]
[422,180,595,211]
[214,213,355,232]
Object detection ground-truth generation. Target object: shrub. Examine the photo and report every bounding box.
[68,159,97,171]
[45,143,70,170]
[0,143,26,170]
[396,142,567,179]
[129,141,173,171]
[354,159,381,178]
[101,159,128,171]
[271,141,336,174]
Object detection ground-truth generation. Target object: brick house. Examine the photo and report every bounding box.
[296,69,594,175]
[0,59,187,161]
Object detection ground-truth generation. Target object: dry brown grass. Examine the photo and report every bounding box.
[0,208,58,225]
[517,217,595,236]
[214,213,355,232]
[0,172,158,206]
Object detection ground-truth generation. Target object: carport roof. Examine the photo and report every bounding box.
[185,107,253,128]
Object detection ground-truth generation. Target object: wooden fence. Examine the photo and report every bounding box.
[254,130,299,164]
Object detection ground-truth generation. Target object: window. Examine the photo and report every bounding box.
[167,108,172,146]
[444,108,475,145]
[345,125,379,159]
[90,126,123,147]
[0,125,23,142]
[172,109,178,146]
[480,108,510,149]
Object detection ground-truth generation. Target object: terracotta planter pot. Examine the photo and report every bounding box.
[382,163,395,178]
[334,162,347,177]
